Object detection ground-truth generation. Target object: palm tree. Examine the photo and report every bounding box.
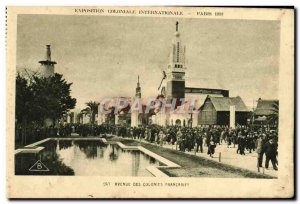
[68,112,74,123]
[76,112,83,123]
[85,101,100,124]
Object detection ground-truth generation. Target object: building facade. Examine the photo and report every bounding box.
[254,98,279,126]
[199,96,249,126]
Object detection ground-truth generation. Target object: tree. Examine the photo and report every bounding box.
[80,107,91,123]
[16,74,34,124]
[85,101,100,124]
[76,112,83,123]
[30,73,77,124]
[15,72,76,145]
[15,74,35,145]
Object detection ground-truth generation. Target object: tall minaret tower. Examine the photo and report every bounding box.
[38,45,57,77]
[135,75,141,98]
[166,21,186,100]
[131,76,142,127]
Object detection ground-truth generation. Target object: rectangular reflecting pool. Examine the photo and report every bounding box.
[15,139,164,176]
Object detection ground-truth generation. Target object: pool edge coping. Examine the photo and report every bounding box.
[102,138,180,177]
[111,140,180,177]
[15,137,103,154]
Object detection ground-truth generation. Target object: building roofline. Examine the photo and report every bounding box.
[185,87,229,92]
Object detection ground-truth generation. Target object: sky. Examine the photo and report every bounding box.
[16,15,280,109]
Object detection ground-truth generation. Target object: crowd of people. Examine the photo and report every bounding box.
[110,124,278,170]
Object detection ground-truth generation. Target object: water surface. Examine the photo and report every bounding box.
[15,139,162,176]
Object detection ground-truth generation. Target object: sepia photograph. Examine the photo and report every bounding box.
[6,6,294,198]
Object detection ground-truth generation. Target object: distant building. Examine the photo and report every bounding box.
[198,96,249,126]
[254,98,279,125]
[255,98,279,117]
[153,21,230,127]
[97,96,132,126]
[63,109,90,124]
[38,45,56,77]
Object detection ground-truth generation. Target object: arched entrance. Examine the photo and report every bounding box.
[175,119,181,126]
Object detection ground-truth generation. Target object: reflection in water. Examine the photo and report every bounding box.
[15,140,162,176]
[15,140,74,175]
[149,156,157,164]
[132,151,140,176]
[109,145,119,162]
[58,140,72,150]
[74,140,103,159]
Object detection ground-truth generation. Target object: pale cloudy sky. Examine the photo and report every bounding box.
[16,15,280,109]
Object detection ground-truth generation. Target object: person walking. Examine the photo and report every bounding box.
[236,132,241,154]
[195,130,203,153]
[227,130,232,148]
[207,138,216,158]
[264,138,278,171]
[158,130,164,146]
[256,134,265,168]
[239,135,246,155]
[176,129,184,151]
[154,133,159,144]
[186,130,194,152]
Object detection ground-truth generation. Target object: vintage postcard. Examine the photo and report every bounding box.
[6,6,294,198]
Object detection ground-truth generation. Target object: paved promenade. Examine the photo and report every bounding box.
[130,138,278,178]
